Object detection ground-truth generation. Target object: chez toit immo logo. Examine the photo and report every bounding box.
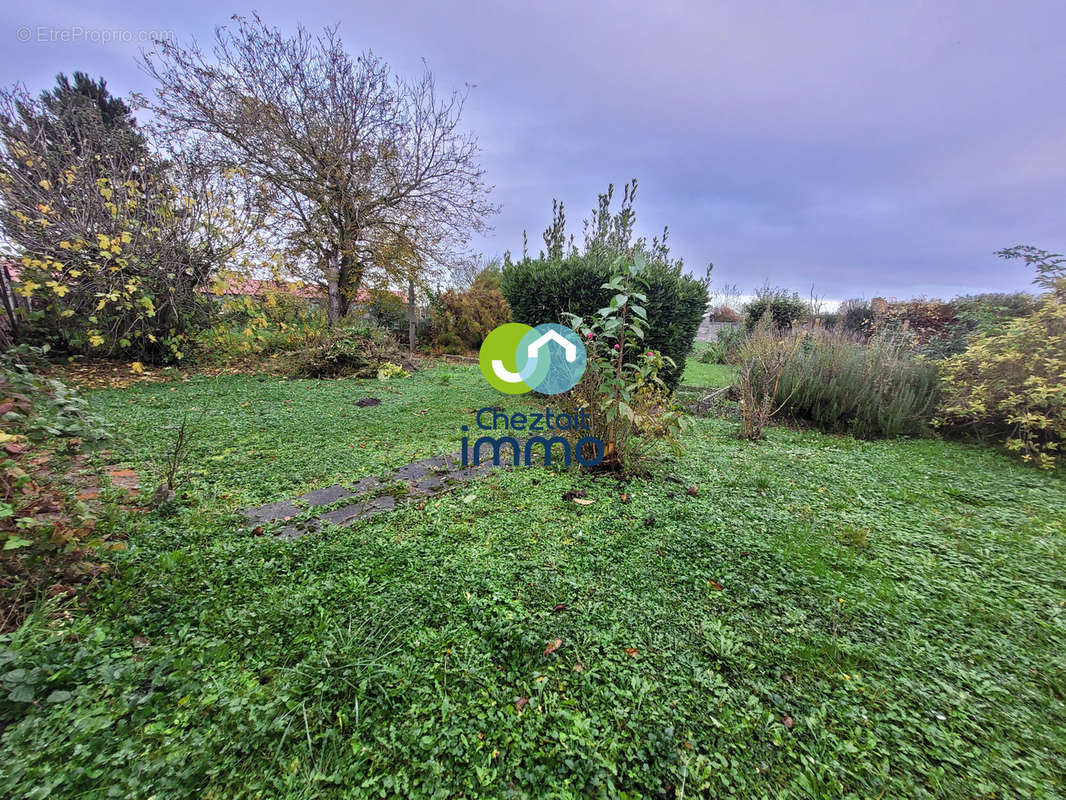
[461,322,605,467]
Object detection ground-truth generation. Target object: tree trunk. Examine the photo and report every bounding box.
[407,276,416,355]
[326,275,342,326]
[0,261,19,340]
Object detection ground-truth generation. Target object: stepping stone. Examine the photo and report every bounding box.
[298,485,355,507]
[409,475,447,495]
[278,496,397,538]
[246,484,356,523]
[247,448,506,540]
[245,498,302,524]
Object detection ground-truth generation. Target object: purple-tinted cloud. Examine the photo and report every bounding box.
[3,0,1063,299]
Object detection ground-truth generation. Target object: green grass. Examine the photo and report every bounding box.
[1,366,1065,799]
[683,344,736,387]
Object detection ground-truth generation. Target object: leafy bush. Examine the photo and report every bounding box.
[874,299,957,351]
[502,257,706,390]
[936,289,1066,467]
[195,312,328,363]
[432,285,510,351]
[837,299,874,335]
[919,292,1040,359]
[711,305,742,323]
[776,329,940,439]
[703,324,744,364]
[364,289,408,339]
[286,321,406,378]
[500,180,708,391]
[1,348,118,628]
[0,347,114,444]
[564,256,686,472]
[743,286,808,331]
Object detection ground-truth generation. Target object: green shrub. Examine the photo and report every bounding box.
[502,258,706,390]
[710,324,744,364]
[743,286,808,331]
[500,180,708,391]
[837,299,874,335]
[936,288,1066,467]
[432,286,510,351]
[287,321,405,378]
[364,289,408,339]
[919,292,1041,359]
[775,329,940,438]
[564,256,686,473]
[0,346,114,444]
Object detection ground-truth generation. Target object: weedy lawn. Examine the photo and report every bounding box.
[1,365,1064,799]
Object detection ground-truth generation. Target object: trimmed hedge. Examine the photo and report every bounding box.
[500,257,708,390]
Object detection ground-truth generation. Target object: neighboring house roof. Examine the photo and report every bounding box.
[204,278,322,300]
[3,263,405,306]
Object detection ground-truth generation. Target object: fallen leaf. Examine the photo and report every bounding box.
[250,526,264,536]
[515,696,529,709]
[543,638,562,656]
[686,486,699,496]
[573,662,585,672]
[561,489,587,501]
[551,603,569,613]
[573,498,594,506]
[619,492,630,503]
[624,647,639,658]
[708,579,723,591]
[782,715,794,728]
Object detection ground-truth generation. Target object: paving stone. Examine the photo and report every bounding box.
[409,475,447,495]
[245,448,501,540]
[245,499,302,524]
[298,485,355,507]
[353,476,382,494]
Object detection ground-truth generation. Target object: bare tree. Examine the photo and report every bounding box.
[142,14,497,324]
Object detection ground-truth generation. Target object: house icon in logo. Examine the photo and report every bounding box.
[480,323,587,394]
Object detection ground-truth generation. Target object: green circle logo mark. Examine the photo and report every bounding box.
[479,323,587,395]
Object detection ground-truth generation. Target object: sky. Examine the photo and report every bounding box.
[2,0,1064,302]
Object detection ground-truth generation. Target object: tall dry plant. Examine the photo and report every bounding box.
[734,311,800,441]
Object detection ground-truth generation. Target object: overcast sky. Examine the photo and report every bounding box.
[3,1,1064,301]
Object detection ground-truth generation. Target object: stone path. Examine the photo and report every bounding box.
[243,451,501,538]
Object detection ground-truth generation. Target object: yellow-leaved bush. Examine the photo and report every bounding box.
[936,286,1066,468]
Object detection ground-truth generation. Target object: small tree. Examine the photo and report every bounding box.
[566,255,686,472]
[0,77,256,361]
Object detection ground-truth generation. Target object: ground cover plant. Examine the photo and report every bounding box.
[0,365,1063,798]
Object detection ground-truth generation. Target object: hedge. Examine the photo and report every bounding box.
[500,257,708,390]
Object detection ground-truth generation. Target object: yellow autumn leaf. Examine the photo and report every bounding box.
[39,179,51,190]
[130,362,144,375]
